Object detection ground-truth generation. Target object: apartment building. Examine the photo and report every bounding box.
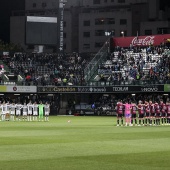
[10,0,170,53]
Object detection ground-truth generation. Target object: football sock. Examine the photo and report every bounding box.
[150,120,152,124]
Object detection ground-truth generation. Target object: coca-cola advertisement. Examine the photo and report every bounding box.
[112,34,170,48]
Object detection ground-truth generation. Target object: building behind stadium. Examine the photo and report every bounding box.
[10,0,170,53]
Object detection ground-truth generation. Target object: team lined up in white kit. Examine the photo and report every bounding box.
[0,101,50,122]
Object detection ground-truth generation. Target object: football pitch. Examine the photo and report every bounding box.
[0,116,170,170]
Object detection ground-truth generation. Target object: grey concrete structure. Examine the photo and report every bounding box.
[10,0,170,53]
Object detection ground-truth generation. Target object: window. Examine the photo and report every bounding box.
[120,19,127,25]
[83,44,90,49]
[64,21,66,27]
[145,30,152,35]
[93,0,101,4]
[63,33,66,38]
[42,2,47,7]
[33,3,36,8]
[95,42,104,48]
[83,32,90,37]
[95,30,105,36]
[107,18,115,24]
[95,18,105,25]
[84,20,90,26]
[105,30,115,36]
[157,28,168,34]
[118,0,125,3]
[64,44,66,50]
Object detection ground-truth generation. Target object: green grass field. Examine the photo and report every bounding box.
[0,116,170,170]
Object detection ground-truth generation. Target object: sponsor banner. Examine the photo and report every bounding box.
[7,86,37,93]
[78,87,107,93]
[0,86,7,92]
[38,87,77,93]
[38,85,164,93]
[140,85,164,92]
[164,84,170,92]
[112,34,170,48]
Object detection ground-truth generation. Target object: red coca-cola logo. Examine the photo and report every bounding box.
[131,36,155,46]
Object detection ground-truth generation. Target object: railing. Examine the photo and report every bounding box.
[86,80,170,86]
[84,39,110,81]
[1,78,169,87]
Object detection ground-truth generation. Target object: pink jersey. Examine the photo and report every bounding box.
[124,103,131,114]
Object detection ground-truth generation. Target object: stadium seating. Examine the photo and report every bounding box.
[0,45,170,86]
[93,47,170,85]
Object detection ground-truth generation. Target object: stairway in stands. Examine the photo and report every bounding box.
[84,39,110,82]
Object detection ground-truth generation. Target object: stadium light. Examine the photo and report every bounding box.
[105,30,114,37]
[121,31,124,37]
[163,94,168,96]
[105,31,111,36]
[131,94,136,96]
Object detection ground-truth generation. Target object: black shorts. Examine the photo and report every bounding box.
[145,112,150,117]
[117,114,123,118]
[131,114,136,118]
[139,114,144,119]
[167,114,170,118]
[156,113,161,117]
[161,113,165,117]
[150,113,155,117]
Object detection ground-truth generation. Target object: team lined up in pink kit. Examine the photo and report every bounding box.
[116,99,170,126]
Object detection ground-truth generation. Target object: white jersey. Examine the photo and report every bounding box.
[1,104,7,112]
[23,105,28,113]
[16,104,23,111]
[10,104,16,111]
[33,104,38,112]
[15,104,22,115]
[10,104,16,115]
[44,104,50,115]
[27,103,33,115]
[33,104,38,116]
[6,103,11,112]
[27,103,33,112]
[0,104,1,114]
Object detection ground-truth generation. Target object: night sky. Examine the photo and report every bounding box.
[0,0,170,43]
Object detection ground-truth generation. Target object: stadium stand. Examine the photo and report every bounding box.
[93,46,170,85]
[0,52,93,86]
[0,42,170,87]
